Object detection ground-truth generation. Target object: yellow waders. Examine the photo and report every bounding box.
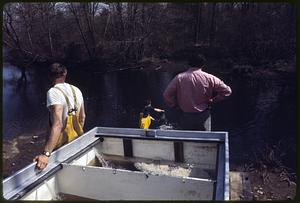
[53,85,84,149]
[139,113,154,129]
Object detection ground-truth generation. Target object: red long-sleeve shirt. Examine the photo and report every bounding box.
[163,68,232,113]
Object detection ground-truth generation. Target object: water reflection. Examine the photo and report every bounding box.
[3,64,48,141]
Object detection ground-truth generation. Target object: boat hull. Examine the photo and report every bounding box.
[3,127,229,200]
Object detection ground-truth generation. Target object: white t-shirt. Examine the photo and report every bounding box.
[47,82,84,126]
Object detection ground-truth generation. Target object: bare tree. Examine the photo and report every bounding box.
[3,4,22,50]
[116,3,125,41]
[36,3,56,57]
[81,3,99,57]
[17,3,35,51]
[3,2,296,68]
[195,3,203,44]
[68,3,93,60]
[209,3,216,47]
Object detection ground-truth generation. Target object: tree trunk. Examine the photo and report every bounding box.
[195,3,202,44]
[37,3,55,58]
[46,12,54,57]
[116,3,125,40]
[209,3,216,47]
[48,27,54,57]
[26,28,33,51]
[19,5,34,51]
[82,3,97,58]
[138,3,146,60]
[4,8,22,50]
[69,3,93,60]
[103,12,110,39]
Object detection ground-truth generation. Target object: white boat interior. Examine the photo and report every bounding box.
[3,127,229,200]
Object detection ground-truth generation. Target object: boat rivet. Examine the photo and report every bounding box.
[82,167,86,171]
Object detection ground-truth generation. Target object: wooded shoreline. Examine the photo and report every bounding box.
[3,3,295,75]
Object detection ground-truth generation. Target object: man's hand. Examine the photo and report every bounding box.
[33,154,49,170]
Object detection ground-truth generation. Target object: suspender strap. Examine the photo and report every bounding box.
[54,86,72,114]
[54,85,79,114]
[70,85,78,111]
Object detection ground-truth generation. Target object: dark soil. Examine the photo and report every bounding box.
[3,131,45,178]
[231,162,297,200]
[249,170,296,200]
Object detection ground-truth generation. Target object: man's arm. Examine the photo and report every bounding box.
[153,108,165,112]
[44,105,64,152]
[163,77,178,107]
[79,101,86,128]
[33,104,63,170]
[210,76,232,103]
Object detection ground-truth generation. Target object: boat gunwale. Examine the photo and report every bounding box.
[215,132,230,200]
[3,127,229,200]
[96,127,227,141]
[3,127,99,200]
[95,132,224,143]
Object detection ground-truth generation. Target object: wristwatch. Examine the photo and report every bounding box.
[43,151,51,157]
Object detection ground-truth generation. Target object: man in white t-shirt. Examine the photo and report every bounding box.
[33,63,86,170]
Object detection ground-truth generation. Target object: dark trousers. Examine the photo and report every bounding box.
[179,109,211,131]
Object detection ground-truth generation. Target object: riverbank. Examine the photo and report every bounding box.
[3,131,46,178]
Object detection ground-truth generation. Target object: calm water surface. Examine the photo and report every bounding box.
[3,63,296,170]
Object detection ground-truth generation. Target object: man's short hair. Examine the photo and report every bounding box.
[188,54,206,67]
[48,63,67,78]
[144,99,152,106]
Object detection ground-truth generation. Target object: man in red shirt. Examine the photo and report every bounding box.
[163,54,232,131]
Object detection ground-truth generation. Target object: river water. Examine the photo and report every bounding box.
[3,63,297,171]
